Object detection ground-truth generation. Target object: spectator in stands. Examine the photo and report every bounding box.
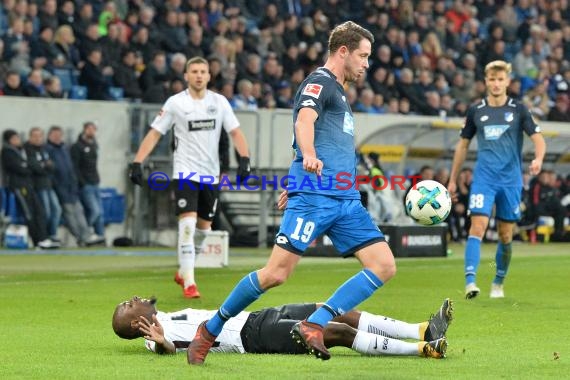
[43,75,63,98]
[1,129,58,249]
[139,51,168,93]
[73,3,94,42]
[79,23,102,62]
[113,49,142,100]
[167,52,187,83]
[22,68,46,97]
[45,126,103,247]
[547,93,570,122]
[184,26,205,59]
[513,41,537,80]
[24,127,61,243]
[57,0,75,27]
[2,17,30,75]
[71,122,105,241]
[2,70,25,96]
[234,79,257,111]
[522,79,551,120]
[354,88,376,114]
[237,53,262,84]
[275,80,293,109]
[39,0,58,32]
[53,25,80,70]
[530,170,568,241]
[30,25,58,69]
[449,72,473,105]
[79,48,113,100]
[100,23,124,67]
[160,9,187,54]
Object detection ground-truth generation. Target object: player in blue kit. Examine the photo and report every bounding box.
[448,60,546,299]
[188,21,397,365]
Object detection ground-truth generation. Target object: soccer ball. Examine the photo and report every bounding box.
[405,180,452,226]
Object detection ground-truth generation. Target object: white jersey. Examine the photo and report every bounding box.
[144,308,250,354]
[151,89,240,184]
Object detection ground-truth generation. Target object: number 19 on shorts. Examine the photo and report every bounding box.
[290,217,315,243]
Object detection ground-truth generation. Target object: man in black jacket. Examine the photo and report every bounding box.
[1,129,58,249]
[70,122,105,241]
[24,127,62,242]
[78,49,113,100]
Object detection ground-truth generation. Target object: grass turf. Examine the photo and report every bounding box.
[0,243,568,379]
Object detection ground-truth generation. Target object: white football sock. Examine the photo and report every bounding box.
[357,311,421,340]
[194,227,211,254]
[178,217,196,287]
[352,330,419,356]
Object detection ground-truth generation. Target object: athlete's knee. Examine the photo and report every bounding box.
[257,268,289,289]
[469,221,487,237]
[497,228,513,243]
[366,258,396,283]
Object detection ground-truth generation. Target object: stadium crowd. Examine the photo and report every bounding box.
[0,0,570,119]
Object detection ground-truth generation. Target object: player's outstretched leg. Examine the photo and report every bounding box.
[420,337,448,358]
[423,298,454,341]
[291,320,331,360]
[187,321,216,365]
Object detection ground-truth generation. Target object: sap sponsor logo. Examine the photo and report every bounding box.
[483,124,510,140]
[401,235,442,247]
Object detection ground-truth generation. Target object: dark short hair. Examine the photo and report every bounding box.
[328,21,374,54]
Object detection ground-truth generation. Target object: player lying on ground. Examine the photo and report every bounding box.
[112,296,452,359]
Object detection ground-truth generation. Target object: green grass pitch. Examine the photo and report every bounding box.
[1,243,569,379]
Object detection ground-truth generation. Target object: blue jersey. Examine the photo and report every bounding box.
[461,97,539,188]
[289,67,359,199]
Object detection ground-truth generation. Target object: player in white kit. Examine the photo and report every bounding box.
[112,296,451,359]
[129,57,251,298]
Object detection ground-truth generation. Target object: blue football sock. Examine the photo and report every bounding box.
[307,269,383,327]
[206,271,264,336]
[493,242,512,285]
[465,236,482,285]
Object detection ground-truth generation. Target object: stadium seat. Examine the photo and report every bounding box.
[52,68,74,93]
[3,189,26,225]
[108,86,124,101]
[100,188,125,224]
[69,85,88,100]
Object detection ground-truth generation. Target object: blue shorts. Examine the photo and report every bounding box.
[468,182,522,222]
[275,193,384,256]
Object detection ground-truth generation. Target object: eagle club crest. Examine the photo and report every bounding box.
[207,105,217,116]
[504,112,514,122]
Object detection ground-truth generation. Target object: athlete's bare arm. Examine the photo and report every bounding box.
[134,129,162,163]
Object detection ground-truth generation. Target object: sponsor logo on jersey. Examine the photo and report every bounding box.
[188,119,216,131]
[178,198,187,208]
[207,105,217,116]
[276,235,289,245]
[480,115,489,121]
[301,99,316,107]
[535,126,541,133]
[483,124,510,140]
[504,112,514,122]
[302,83,323,99]
[341,96,346,102]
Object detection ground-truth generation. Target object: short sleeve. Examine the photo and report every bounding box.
[519,103,540,136]
[460,106,477,140]
[150,97,175,135]
[220,96,240,133]
[294,76,334,118]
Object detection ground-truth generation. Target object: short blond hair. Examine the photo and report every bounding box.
[485,60,512,76]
